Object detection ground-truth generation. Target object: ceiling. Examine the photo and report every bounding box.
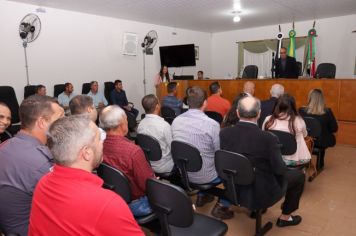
[9,0,356,32]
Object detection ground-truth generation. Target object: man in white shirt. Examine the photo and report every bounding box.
[87,81,108,109]
[137,94,174,173]
[58,83,75,115]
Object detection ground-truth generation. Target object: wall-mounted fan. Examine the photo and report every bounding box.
[141,30,158,96]
[141,30,158,55]
[19,13,41,85]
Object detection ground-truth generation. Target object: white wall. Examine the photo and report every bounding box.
[211,14,356,79]
[0,0,212,112]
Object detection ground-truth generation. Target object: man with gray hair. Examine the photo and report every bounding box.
[28,116,143,235]
[0,95,64,236]
[258,83,285,127]
[100,105,155,217]
[220,96,305,227]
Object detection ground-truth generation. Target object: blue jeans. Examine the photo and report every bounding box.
[129,196,152,217]
[197,177,231,207]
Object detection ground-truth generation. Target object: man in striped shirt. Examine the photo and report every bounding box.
[171,86,233,220]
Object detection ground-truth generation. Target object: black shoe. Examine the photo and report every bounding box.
[211,203,234,220]
[250,208,267,219]
[195,194,214,207]
[276,215,302,227]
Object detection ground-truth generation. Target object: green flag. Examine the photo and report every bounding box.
[288,29,296,58]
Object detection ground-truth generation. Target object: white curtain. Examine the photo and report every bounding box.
[243,46,305,78]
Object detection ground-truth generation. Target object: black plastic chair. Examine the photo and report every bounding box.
[242,65,258,79]
[205,111,223,125]
[161,106,176,125]
[171,141,222,196]
[104,82,115,105]
[146,178,228,236]
[215,150,274,236]
[315,63,336,79]
[53,84,65,98]
[24,85,37,98]
[136,133,173,179]
[268,130,297,155]
[302,116,324,178]
[81,83,91,94]
[96,163,157,225]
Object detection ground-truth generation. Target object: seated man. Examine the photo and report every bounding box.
[220,96,305,227]
[0,102,12,143]
[258,83,284,128]
[29,116,143,236]
[206,82,231,117]
[243,81,255,97]
[0,95,64,236]
[110,80,139,119]
[35,85,46,96]
[69,95,98,122]
[87,81,108,109]
[171,86,233,220]
[137,94,174,173]
[100,105,155,217]
[197,70,204,80]
[162,82,183,116]
[58,82,75,115]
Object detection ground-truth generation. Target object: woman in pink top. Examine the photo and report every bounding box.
[263,94,311,166]
[154,65,171,87]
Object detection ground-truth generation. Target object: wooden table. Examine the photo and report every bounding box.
[156,79,356,146]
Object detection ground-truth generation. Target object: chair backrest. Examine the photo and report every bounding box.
[24,85,37,99]
[242,65,258,78]
[161,106,176,124]
[0,86,20,124]
[296,61,302,76]
[81,83,91,94]
[96,163,131,203]
[205,111,223,125]
[315,63,336,78]
[53,84,65,98]
[268,130,297,155]
[136,133,162,162]
[146,178,194,229]
[171,141,203,190]
[215,150,254,205]
[104,82,115,105]
[302,116,322,138]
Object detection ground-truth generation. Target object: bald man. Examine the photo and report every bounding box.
[243,81,255,96]
[220,96,305,227]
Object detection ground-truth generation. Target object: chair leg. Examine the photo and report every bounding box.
[255,209,272,236]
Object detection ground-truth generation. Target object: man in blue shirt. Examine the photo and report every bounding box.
[87,81,108,109]
[110,80,139,119]
[162,82,183,116]
[0,95,64,236]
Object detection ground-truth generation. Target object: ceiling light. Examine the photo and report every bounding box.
[233,15,241,22]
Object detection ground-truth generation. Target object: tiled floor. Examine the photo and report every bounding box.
[192,145,356,236]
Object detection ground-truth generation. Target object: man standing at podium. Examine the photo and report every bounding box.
[275,47,299,78]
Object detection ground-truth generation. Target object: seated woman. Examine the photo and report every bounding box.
[221,93,247,128]
[299,89,338,170]
[263,94,311,166]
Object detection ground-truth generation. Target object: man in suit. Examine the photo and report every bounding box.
[220,96,305,227]
[258,83,284,128]
[275,47,299,78]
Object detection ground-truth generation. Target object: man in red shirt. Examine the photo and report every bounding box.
[99,105,155,217]
[206,82,231,117]
[29,116,143,236]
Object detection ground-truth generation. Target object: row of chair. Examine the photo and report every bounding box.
[242,63,336,78]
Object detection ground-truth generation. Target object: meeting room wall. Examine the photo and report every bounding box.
[211,14,356,79]
[0,0,212,113]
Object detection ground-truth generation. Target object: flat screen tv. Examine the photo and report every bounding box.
[159,44,196,67]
